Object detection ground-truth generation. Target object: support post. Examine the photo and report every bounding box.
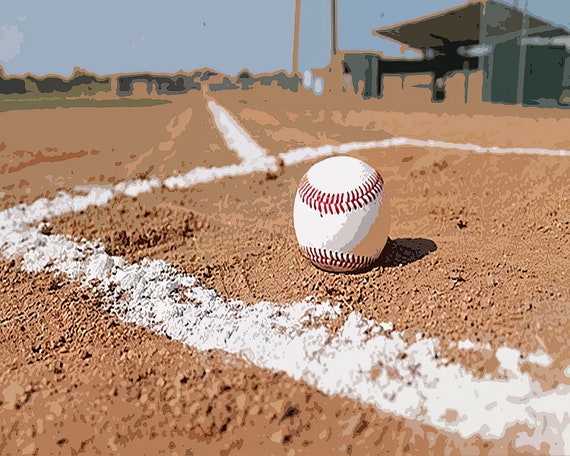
[292,0,302,75]
[515,0,529,104]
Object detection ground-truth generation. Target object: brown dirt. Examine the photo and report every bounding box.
[0,259,516,455]
[0,91,237,210]
[50,144,570,381]
[3,84,570,454]
[210,82,570,154]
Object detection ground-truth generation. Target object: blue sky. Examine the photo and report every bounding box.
[0,0,568,76]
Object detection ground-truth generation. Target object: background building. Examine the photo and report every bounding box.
[343,0,570,108]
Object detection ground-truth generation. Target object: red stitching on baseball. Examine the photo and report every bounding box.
[298,171,384,215]
[300,246,375,272]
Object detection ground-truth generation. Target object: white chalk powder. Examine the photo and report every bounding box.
[1,202,569,453]
[1,99,569,452]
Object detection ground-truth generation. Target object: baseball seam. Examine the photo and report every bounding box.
[301,246,375,272]
[297,171,384,215]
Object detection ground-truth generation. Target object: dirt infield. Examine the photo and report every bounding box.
[1,86,569,454]
[0,92,237,210]
[50,145,570,374]
[211,86,570,153]
[1,260,511,455]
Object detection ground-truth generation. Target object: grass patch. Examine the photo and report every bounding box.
[0,97,171,112]
[238,99,248,104]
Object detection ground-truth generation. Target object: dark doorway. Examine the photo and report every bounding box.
[523,45,567,107]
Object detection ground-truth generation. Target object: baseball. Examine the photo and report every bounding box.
[293,156,390,273]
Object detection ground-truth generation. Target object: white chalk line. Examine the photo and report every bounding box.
[279,137,570,166]
[1,206,569,452]
[206,99,268,164]
[1,99,569,452]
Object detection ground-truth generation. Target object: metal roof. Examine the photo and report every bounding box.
[374,1,569,52]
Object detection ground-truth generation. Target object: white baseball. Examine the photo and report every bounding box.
[293,156,390,272]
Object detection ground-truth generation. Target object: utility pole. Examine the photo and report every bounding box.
[292,0,302,75]
[328,0,340,93]
[331,0,338,57]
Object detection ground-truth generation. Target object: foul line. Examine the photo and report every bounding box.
[279,137,570,166]
[1,205,569,452]
[1,99,569,453]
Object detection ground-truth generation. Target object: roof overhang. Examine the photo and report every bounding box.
[375,2,482,51]
[374,1,569,52]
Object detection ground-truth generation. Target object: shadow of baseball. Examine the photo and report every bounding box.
[372,237,437,269]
